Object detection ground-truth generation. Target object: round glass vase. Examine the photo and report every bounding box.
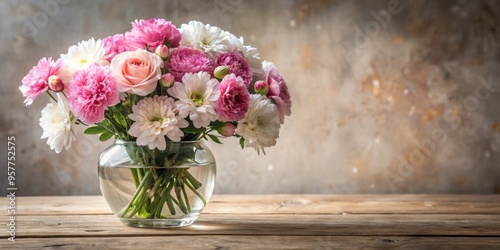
[98,140,216,228]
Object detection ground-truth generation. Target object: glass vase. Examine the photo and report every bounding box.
[98,140,216,228]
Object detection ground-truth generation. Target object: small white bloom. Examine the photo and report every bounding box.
[168,72,220,128]
[39,94,75,153]
[236,94,281,154]
[226,34,263,75]
[60,38,109,83]
[128,96,188,150]
[180,21,229,56]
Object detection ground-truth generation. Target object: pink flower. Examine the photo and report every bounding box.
[110,49,163,96]
[166,47,213,82]
[216,74,250,122]
[102,34,128,62]
[48,75,64,92]
[125,18,181,51]
[254,80,268,95]
[160,73,175,88]
[219,122,236,137]
[20,58,62,105]
[155,44,169,60]
[262,61,291,124]
[215,52,252,87]
[68,65,119,124]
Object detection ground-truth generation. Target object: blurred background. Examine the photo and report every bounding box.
[1,0,499,195]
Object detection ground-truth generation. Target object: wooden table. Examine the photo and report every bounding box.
[1,195,500,249]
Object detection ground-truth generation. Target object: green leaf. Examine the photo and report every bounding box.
[84,126,106,135]
[239,137,245,149]
[208,120,224,128]
[183,126,206,134]
[207,134,222,144]
[99,131,114,141]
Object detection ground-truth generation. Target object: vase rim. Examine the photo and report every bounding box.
[114,139,203,145]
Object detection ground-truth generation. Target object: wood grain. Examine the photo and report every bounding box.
[1,195,499,249]
[1,195,500,215]
[2,236,500,250]
[1,213,499,237]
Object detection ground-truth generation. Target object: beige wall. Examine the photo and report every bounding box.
[1,0,499,195]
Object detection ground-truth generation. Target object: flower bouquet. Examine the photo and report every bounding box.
[20,18,291,226]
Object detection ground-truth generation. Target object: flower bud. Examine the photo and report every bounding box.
[48,75,64,92]
[160,73,175,88]
[214,65,230,80]
[218,123,236,137]
[254,80,268,95]
[155,45,169,60]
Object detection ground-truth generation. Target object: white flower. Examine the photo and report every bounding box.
[39,93,75,153]
[180,21,229,56]
[226,34,263,75]
[167,72,219,128]
[128,96,188,150]
[60,38,109,83]
[236,94,281,154]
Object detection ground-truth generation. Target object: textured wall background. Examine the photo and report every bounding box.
[1,0,499,195]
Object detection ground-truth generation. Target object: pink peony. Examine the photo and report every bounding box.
[102,34,128,62]
[20,57,62,105]
[125,18,181,51]
[215,52,252,87]
[68,65,119,124]
[216,74,250,122]
[263,62,291,124]
[166,47,213,82]
[110,49,163,96]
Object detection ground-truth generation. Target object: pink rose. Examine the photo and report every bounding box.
[110,49,163,96]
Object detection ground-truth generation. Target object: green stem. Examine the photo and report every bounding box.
[181,182,191,214]
[185,176,207,207]
[120,170,152,217]
[185,170,202,189]
[130,168,140,188]
[47,91,57,102]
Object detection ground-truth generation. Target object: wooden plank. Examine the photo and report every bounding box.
[204,195,500,214]
[0,196,111,216]
[2,236,500,250]
[209,194,500,202]
[2,195,500,216]
[2,214,500,237]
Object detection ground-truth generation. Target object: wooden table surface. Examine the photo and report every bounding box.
[1,195,500,249]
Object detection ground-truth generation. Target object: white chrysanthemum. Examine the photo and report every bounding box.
[225,34,263,75]
[128,96,188,150]
[60,38,109,83]
[39,93,76,153]
[236,94,281,154]
[180,21,229,56]
[167,72,219,128]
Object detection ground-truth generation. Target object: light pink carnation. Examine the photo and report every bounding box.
[263,62,291,124]
[125,18,181,51]
[166,47,213,82]
[102,34,128,62]
[216,74,250,122]
[68,65,119,124]
[215,52,252,87]
[20,57,62,105]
